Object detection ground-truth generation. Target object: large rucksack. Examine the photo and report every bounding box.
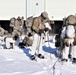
[31,17,45,33]
[25,16,33,27]
[22,36,33,46]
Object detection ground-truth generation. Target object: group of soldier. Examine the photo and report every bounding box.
[0,16,25,49]
[0,12,54,61]
[0,12,76,63]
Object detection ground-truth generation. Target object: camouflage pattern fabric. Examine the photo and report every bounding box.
[10,16,24,37]
[25,16,33,35]
[25,12,52,36]
[22,36,33,46]
[0,27,8,36]
[12,30,21,38]
[32,17,40,33]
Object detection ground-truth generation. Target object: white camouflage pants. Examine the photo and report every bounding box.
[62,38,76,59]
[30,33,44,55]
[6,38,15,49]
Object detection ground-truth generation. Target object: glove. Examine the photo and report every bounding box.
[55,41,60,47]
[44,28,49,32]
[38,29,44,35]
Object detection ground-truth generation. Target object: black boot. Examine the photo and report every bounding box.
[37,54,44,59]
[68,54,71,58]
[19,42,25,48]
[72,58,76,63]
[10,43,13,49]
[30,55,36,60]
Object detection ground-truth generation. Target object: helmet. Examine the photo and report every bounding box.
[41,12,48,19]
[65,15,76,25]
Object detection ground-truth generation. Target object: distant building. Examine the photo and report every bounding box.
[26,0,76,20]
[0,0,76,20]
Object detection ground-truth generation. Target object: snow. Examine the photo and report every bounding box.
[0,36,76,75]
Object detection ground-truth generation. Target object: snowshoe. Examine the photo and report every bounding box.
[30,55,36,60]
[37,54,44,59]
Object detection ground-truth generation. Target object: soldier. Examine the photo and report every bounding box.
[60,15,76,63]
[12,16,24,38]
[61,25,75,61]
[39,12,54,42]
[30,12,52,60]
[16,16,24,27]
[9,17,16,33]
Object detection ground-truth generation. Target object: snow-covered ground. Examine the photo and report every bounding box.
[0,35,76,75]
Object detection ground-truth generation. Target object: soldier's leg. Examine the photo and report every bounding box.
[71,40,76,63]
[12,43,15,49]
[10,38,15,49]
[37,33,45,59]
[62,46,69,61]
[62,39,70,61]
[68,39,74,58]
[30,34,39,60]
[6,38,11,49]
[45,31,48,41]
